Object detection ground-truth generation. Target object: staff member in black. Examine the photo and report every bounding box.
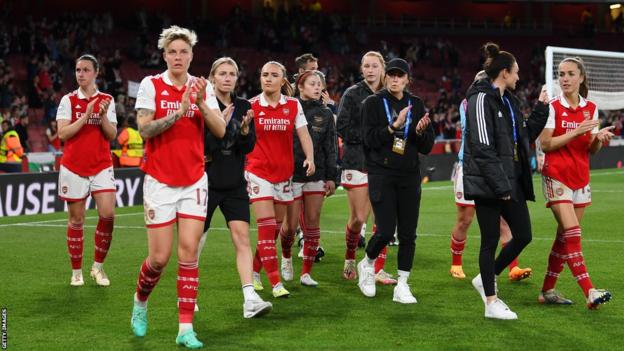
[356,58,434,304]
[463,43,549,320]
[196,57,272,318]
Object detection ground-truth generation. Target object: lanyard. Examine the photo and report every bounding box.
[502,96,517,145]
[383,98,412,140]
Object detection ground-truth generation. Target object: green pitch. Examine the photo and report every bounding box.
[1,169,622,350]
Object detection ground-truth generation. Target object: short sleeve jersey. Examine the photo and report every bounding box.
[135,71,219,186]
[542,93,598,190]
[245,93,307,183]
[56,89,116,176]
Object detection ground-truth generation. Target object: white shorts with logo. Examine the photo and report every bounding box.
[451,163,474,207]
[58,165,116,202]
[292,180,326,200]
[542,176,591,208]
[340,169,368,189]
[245,171,293,204]
[143,173,208,228]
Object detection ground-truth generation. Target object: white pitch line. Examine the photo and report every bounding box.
[0,212,142,227]
[6,222,624,244]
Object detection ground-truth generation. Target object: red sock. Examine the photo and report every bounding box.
[564,226,593,296]
[372,225,387,273]
[136,259,163,302]
[256,217,280,287]
[502,241,519,270]
[94,216,114,263]
[177,261,199,323]
[345,225,359,260]
[280,226,294,259]
[450,234,466,266]
[253,249,262,273]
[542,229,566,292]
[302,227,320,275]
[67,222,84,269]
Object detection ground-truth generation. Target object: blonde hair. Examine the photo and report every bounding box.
[361,51,385,91]
[157,25,198,50]
[209,57,239,79]
[262,61,294,96]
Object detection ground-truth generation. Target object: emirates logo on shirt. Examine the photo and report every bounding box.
[258,116,291,131]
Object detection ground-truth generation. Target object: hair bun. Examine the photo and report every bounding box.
[483,42,500,58]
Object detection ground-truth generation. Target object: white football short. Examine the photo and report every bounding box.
[340,169,367,189]
[451,163,474,207]
[58,165,116,202]
[292,180,326,200]
[542,176,591,208]
[245,171,293,204]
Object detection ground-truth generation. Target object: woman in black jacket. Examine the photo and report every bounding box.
[196,57,272,318]
[357,58,434,304]
[279,70,337,287]
[463,43,549,320]
[336,51,394,285]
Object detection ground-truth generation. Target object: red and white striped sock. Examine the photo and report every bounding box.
[67,222,84,270]
[256,217,281,287]
[450,234,466,266]
[135,259,163,302]
[302,227,320,275]
[345,225,359,260]
[94,216,114,264]
[542,228,566,292]
[564,226,593,297]
[177,261,199,324]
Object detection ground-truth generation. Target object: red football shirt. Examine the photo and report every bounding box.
[135,71,219,187]
[56,89,116,176]
[542,94,598,190]
[245,93,307,183]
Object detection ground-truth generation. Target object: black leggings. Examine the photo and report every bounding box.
[474,191,532,296]
[366,173,421,272]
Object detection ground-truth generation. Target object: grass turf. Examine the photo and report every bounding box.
[0,168,622,350]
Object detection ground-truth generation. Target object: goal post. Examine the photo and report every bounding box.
[545,46,624,111]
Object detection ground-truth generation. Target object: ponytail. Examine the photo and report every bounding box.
[481,42,516,80]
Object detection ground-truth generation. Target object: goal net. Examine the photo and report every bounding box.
[545,46,624,111]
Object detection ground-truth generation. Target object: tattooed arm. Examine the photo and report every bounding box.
[137,108,183,139]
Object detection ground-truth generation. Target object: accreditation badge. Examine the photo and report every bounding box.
[392,137,406,155]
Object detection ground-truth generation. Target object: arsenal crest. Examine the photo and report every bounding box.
[583,110,590,120]
[253,186,260,194]
[456,192,463,199]
[346,173,353,181]
[148,209,155,220]
[62,186,68,194]
[283,108,290,115]
[556,188,564,196]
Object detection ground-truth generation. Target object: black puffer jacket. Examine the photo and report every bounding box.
[204,94,256,190]
[362,89,435,176]
[336,81,374,171]
[293,98,337,183]
[463,79,548,201]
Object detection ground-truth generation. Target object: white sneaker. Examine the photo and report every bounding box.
[70,271,84,286]
[485,298,518,320]
[281,256,293,281]
[90,267,110,286]
[243,298,273,318]
[393,282,417,304]
[472,274,497,304]
[357,259,376,297]
[300,273,318,287]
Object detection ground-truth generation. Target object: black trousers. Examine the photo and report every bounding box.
[474,189,532,297]
[366,173,422,272]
